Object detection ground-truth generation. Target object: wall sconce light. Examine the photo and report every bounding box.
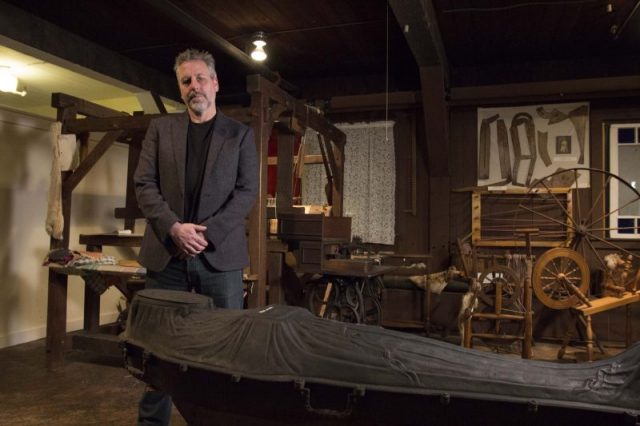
[0,67,27,96]
[250,32,267,62]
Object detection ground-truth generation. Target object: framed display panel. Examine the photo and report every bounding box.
[477,102,590,188]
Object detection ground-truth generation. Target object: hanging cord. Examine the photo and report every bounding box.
[385,2,390,143]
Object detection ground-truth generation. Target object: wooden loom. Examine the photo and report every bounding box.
[45,75,346,370]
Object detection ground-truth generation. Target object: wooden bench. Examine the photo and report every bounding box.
[559,291,640,361]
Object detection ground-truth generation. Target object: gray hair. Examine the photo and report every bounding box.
[174,48,216,77]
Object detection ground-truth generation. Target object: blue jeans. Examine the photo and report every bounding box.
[137,256,244,425]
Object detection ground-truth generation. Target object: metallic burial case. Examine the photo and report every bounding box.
[122,289,640,426]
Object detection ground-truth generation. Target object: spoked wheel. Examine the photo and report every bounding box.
[522,167,640,264]
[520,168,640,307]
[532,248,590,309]
[472,265,524,343]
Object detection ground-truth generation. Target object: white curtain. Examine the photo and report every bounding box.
[301,121,396,245]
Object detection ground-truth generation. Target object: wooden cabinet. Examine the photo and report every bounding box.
[277,213,351,241]
[276,213,351,272]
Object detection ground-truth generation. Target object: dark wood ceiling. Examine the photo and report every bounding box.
[3,0,640,102]
[432,0,640,87]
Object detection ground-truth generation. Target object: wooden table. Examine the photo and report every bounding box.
[46,262,259,370]
[46,263,147,370]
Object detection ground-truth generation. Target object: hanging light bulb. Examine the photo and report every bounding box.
[250,32,267,62]
[0,67,27,96]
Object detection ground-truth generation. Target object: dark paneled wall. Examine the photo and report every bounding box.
[446,95,640,341]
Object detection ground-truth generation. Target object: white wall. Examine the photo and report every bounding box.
[0,106,135,348]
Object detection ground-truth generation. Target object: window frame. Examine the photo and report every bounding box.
[608,122,640,239]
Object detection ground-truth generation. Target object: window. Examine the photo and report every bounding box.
[609,123,640,238]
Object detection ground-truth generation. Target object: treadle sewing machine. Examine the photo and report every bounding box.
[275,213,397,325]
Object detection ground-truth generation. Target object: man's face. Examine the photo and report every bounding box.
[176,60,219,117]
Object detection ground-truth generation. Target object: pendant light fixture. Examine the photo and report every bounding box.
[250,32,267,61]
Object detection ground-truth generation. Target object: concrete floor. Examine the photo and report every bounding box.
[0,338,187,425]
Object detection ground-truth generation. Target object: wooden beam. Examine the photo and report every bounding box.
[247,75,346,148]
[267,154,323,166]
[62,131,124,193]
[389,0,449,86]
[420,65,450,269]
[52,93,130,119]
[329,91,420,112]
[63,114,160,134]
[247,83,270,308]
[124,137,142,231]
[420,66,449,177]
[136,92,168,114]
[449,75,640,105]
[247,74,346,215]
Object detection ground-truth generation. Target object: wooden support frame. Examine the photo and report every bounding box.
[44,77,346,369]
[47,93,140,370]
[245,74,346,309]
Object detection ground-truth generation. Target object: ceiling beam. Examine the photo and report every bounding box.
[449,74,640,105]
[0,0,179,101]
[141,0,299,95]
[388,0,449,88]
[329,91,420,112]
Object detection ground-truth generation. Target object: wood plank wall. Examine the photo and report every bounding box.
[326,109,429,256]
[447,96,640,342]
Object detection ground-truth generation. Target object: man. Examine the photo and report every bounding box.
[134,48,258,425]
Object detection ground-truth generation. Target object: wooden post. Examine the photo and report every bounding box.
[247,77,269,308]
[275,132,296,212]
[585,315,593,362]
[46,102,77,371]
[517,227,538,359]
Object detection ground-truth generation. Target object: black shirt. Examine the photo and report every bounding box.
[185,115,217,223]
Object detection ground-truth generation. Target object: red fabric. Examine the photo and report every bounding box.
[267,129,302,200]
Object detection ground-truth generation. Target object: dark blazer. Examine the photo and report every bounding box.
[134,111,258,272]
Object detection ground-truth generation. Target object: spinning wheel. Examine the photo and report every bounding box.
[532,248,590,309]
[471,265,525,342]
[520,168,640,309]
